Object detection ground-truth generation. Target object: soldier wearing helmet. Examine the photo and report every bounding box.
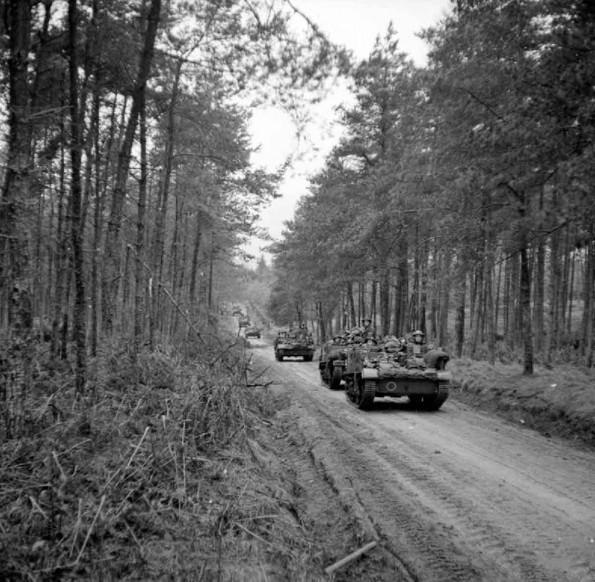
[412,330,425,343]
[408,330,428,358]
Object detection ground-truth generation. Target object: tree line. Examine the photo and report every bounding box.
[0,0,347,392]
[268,0,595,374]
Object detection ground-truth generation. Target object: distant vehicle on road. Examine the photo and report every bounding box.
[274,328,315,362]
[239,317,250,328]
[245,326,261,339]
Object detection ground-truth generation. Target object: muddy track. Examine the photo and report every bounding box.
[249,338,595,582]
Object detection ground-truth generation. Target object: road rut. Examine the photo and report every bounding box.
[250,338,595,581]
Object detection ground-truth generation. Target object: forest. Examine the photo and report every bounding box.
[0,0,348,391]
[0,2,343,577]
[1,0,594,578]
[267,0,595,375]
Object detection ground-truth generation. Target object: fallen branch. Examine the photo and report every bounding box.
[74,495,106,565]
[247,365,270,384]
[245,381,275,388]
[324,541,378,575]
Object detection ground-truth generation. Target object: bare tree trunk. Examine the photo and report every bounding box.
[560,226,572,336]
[470,264,483,356]
[102,0,161,334]
[547,228,562,358]
[90,99,116,356]
[166,188,183,304]
[520,244,534,375]
[68,0,87,394]
[188,211,202,305]
[566,234,576,337]
[151,59,182,339]
[438,248,451,348]
[207,232,215,313]
[429,244,439,340]
[317,301,326,342]
[134,103,148,353]
[347,281,357,328]
[370,279,377,327]
[508,254,521,350]
[379,264,390,337]
[0,0,33,310]
[393,239,408,335]
[358,282,365,323]
[122,245,132,332]
[175,209,189,303]
[455,263,466,358]
[419,238,429,335]
[494,251,503,338]
[583,240,595,366]
[485,255,496,366]
[52,122,69,358]
[533,235,545,353]
[408,224,420,331]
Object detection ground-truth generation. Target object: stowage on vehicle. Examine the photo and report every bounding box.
[344,331,452,411]
[274,325,315,362]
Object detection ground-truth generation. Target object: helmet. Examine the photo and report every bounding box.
[412,330,424,337]
[362,318,372,324]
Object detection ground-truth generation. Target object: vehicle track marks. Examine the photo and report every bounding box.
[255,348,595,582]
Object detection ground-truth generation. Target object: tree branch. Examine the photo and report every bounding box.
[466,90,504,121]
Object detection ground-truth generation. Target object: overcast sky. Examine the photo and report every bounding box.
[291,0,452,63]
[247,0,453,257]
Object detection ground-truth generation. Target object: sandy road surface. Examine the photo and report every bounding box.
[247,337,595,582]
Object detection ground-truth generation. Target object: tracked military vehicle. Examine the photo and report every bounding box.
[319,338,347,390]
[344,339,452,411]
[274,329,315,361]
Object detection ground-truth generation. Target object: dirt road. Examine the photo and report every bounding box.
[248,337,595,581]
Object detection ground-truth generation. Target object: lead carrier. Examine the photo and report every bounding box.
[344,338,452,411]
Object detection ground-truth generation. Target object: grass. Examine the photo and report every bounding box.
[450,358,595,447]
[2,332,594,580]
[0,335,322,581]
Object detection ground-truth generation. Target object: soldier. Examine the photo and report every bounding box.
[412,330,424,341]
[361,318,379,343]
[408,330,428,357]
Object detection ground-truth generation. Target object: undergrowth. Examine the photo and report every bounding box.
[0,335,315,581]
[449,358,595,448]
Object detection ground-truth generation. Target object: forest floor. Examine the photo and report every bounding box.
[1,330,594,581]
[449,357,595,448]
